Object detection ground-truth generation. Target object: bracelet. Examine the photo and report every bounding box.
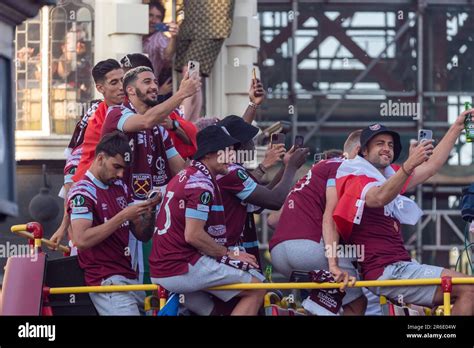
[249,101,259,109]
[258,163,267,174]
[401,163,412,176]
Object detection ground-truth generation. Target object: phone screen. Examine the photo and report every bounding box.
[271,133,285,148]
[294,135,304,147]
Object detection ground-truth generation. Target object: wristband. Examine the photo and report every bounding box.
[258,163,267,174]
[249,101,259,109]
[401,163,412,176]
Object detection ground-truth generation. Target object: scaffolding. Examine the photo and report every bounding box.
[257,0,474,265]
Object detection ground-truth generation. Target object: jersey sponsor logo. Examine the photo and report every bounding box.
[200,191,211,205]
[132,174,152,199]
[116,196,128,210]
[237,169,249,181]
[197,204,210,212]
[137,132,147,146]
[129,138,135,152]
[71,195,85,207]
[207,225,226,237]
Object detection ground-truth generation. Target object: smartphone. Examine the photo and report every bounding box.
[187,60,200,79]
[294,135,304,148]
[314,153,325,163]
[155,23,170,32]
[147,189,160,201]
[271,133,285,148]
[418,129,433,143]
[252,67,257,80]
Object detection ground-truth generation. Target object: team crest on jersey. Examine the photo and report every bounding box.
[200,191,211,205]
[132,174,152,199]
[116,196,128,210]
[237,169,248,181]
[369,124,381,131]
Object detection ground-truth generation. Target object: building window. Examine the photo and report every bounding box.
[14,0,94,136]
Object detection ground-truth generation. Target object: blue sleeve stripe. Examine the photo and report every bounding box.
[211,205,224,212]
[166,147,179,159]
[117,110,135,131]
[71,212,93,221]
[326,178,336,187]
[236,180,258,201]
[64,174,73,184]
[242,241,259,249]
[185,208,208,221]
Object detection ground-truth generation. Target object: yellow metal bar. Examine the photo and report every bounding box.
[443,292,451,316]
[45,277,474,295]
[49,284,159,295]
[11,224,28,233]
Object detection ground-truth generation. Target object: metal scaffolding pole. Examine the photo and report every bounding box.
[416,0,426,262]
[303,12,418,143]
[291,0,298,141]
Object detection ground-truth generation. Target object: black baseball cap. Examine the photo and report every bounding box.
[359,123,402,162]
[193,125,240,160]
[217,115,259,145]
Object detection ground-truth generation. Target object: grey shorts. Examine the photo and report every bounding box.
[89,275,145,316]
[151,255,254,315]
[370,260,444,307]
[270,239,363,305]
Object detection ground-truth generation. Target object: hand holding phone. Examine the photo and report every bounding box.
[187,60,200,79]
[294,135,304,148]
[314,153,325,163]
[271,133,285,148]
[418,129,433,143]
[155,23,170,32]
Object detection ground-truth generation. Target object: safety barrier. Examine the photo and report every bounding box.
[8,223,474,316]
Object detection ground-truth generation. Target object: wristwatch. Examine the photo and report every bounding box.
[171,120,179,131]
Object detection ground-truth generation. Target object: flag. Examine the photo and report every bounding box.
[333,156,423,241]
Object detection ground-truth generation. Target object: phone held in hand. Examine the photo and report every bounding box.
[147,189,160,201]
[271,133,285,148]
[418,129,433,143]
[187,60,200,79]
[294,135,304,148]
[155,23,170,32]
[252,67,257,80]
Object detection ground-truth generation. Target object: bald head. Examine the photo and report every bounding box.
[343,129,362,159]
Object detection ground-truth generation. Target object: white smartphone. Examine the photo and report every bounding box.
[187,60,200,79]
[418,129,433,143]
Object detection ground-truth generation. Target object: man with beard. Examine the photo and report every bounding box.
[269,130,367,315]
[68,131,161,315]
[51,59,126,251]
[149,125,265,315]
[334,116,474,315]
[101,66,201,284]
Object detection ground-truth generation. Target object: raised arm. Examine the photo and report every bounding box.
[365,141,433,208]
[122,74,201,132]
[406,110,470,191]
[242,78,265,124]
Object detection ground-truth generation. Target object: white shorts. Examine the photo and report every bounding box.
[151,255,254,315]
[89,275,145,316]
[370,260,444,307]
